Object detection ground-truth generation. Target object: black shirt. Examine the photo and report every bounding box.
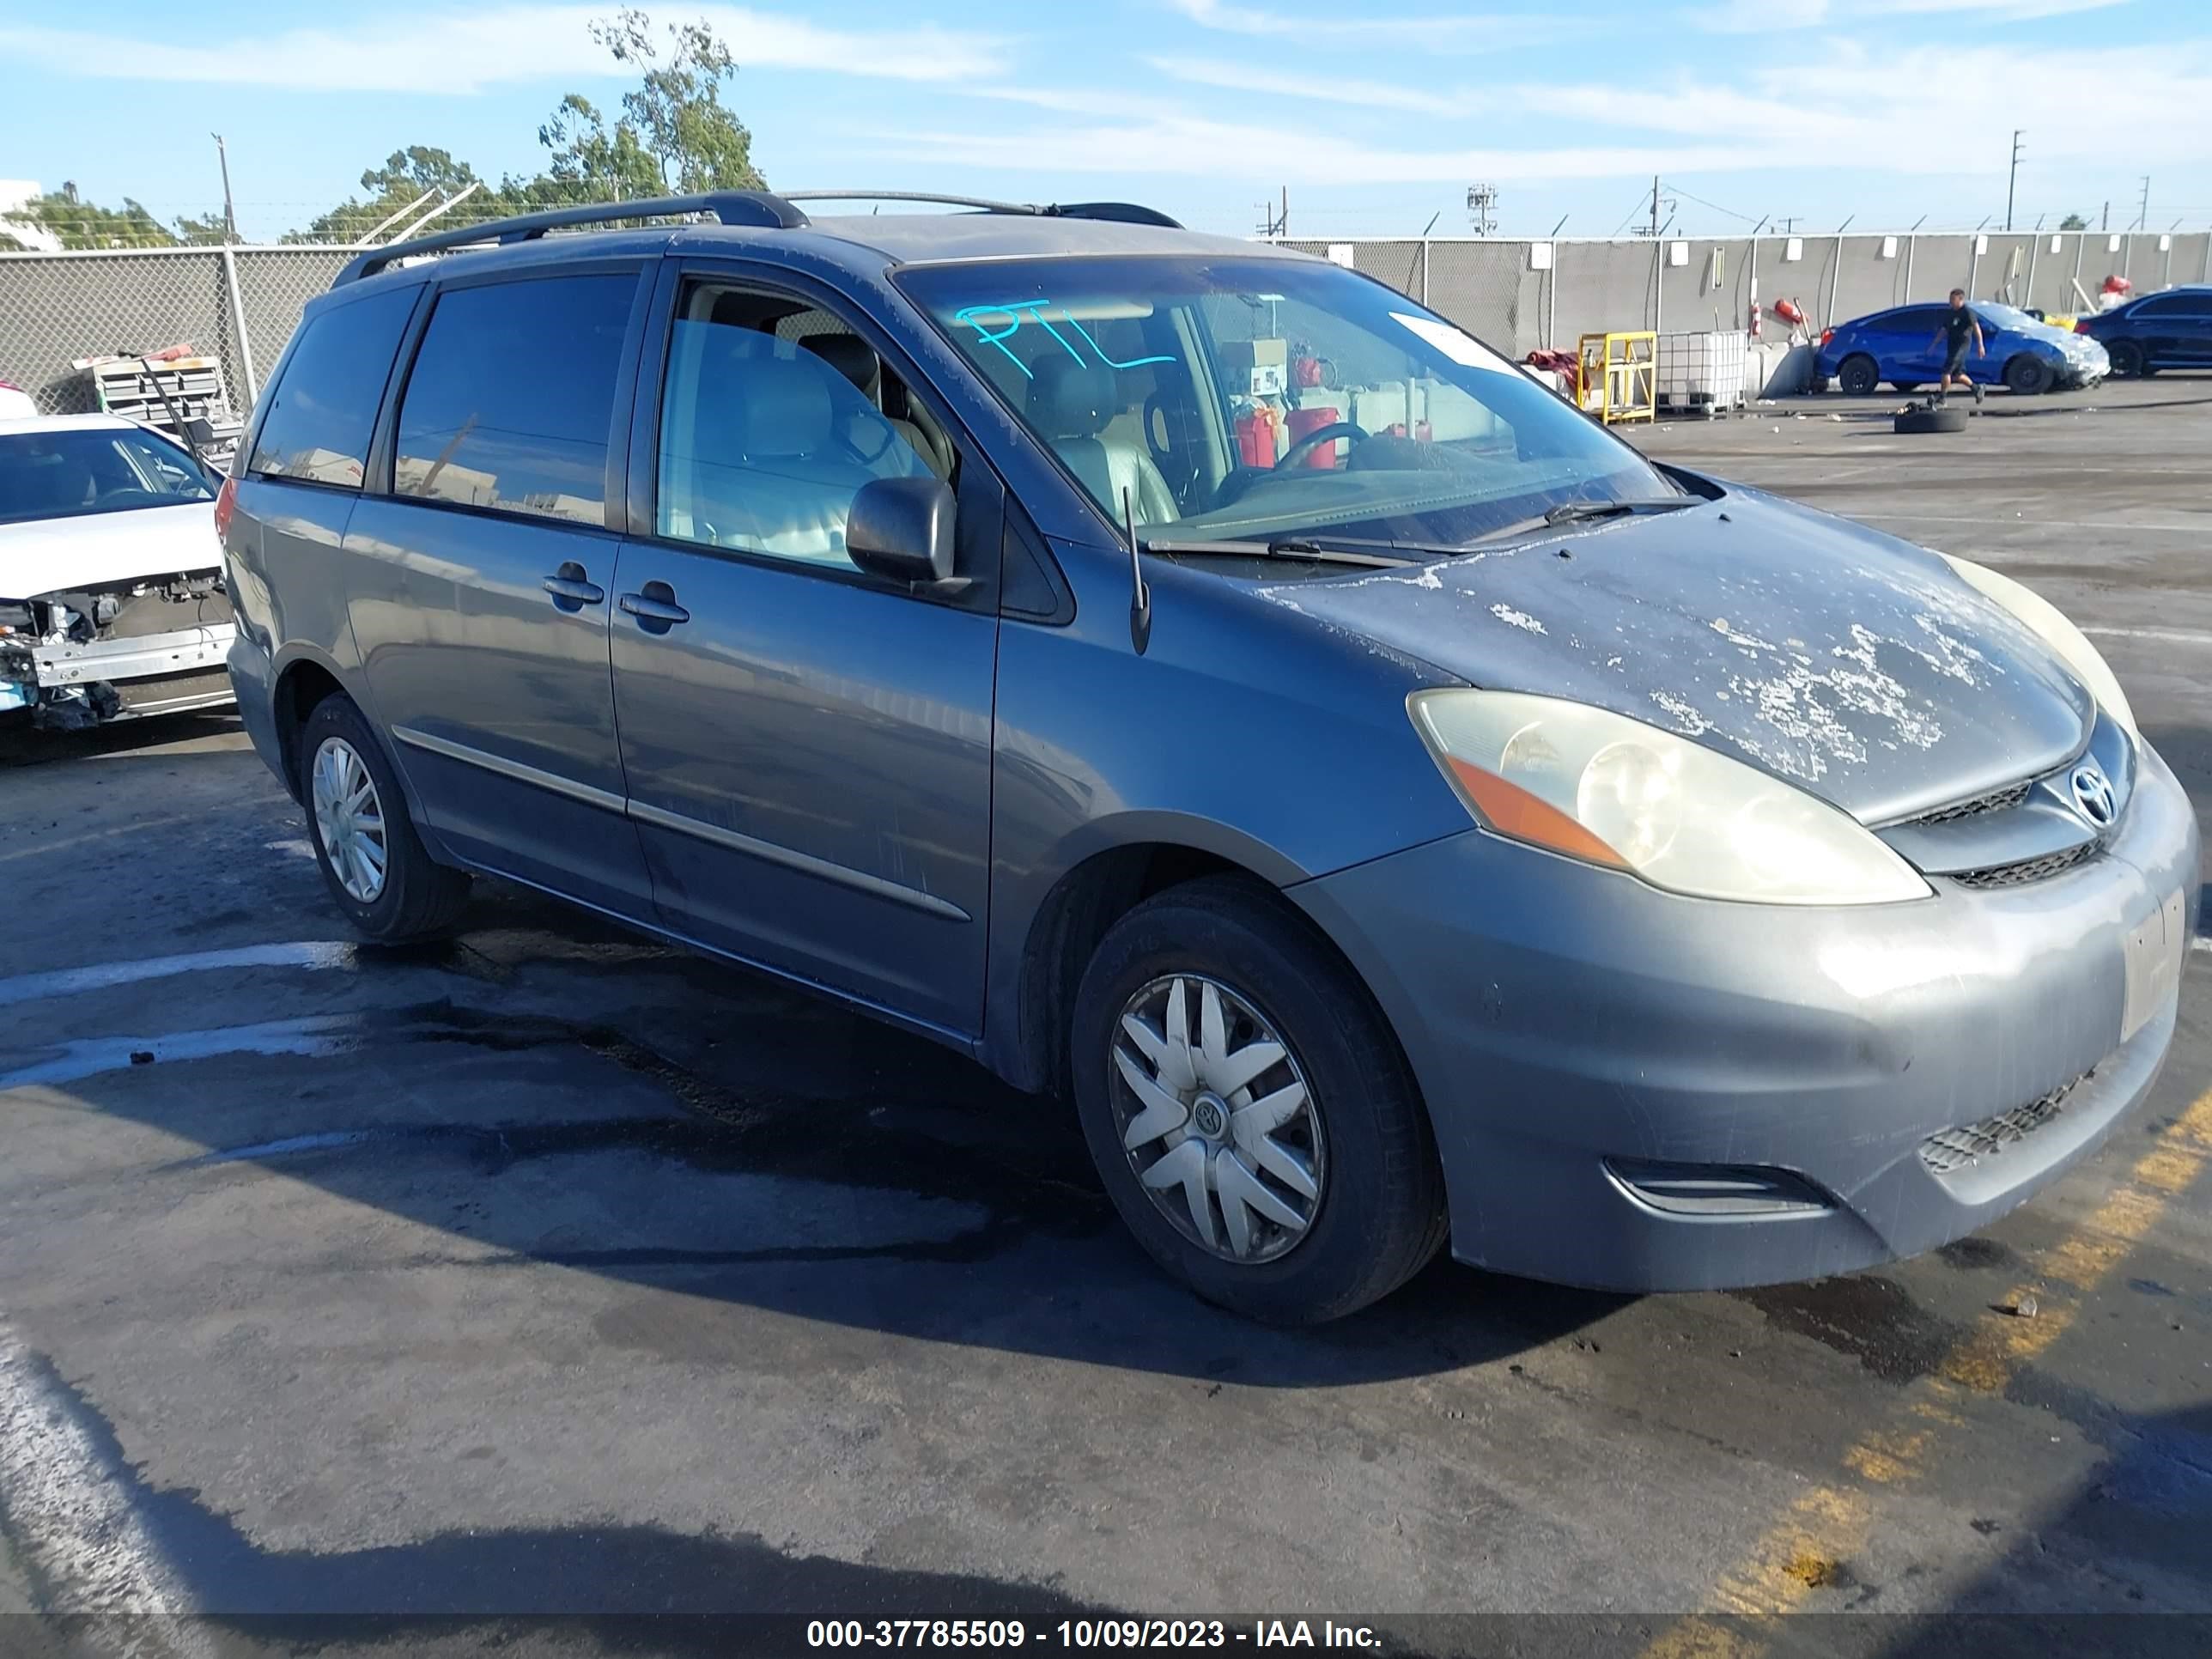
[1941,307,1978,353]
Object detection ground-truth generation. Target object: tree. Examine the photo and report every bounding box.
[172,210,232,246]
[588,9,763,192]
[2058,212,2088,231]
[531,94,664,205]
[0,184,178,250]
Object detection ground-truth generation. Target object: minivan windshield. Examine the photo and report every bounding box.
[0,425,215,527]
[897,256,1677,548]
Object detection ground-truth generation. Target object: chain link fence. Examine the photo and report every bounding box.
[0,246,351,420]
[4,230,2207,426]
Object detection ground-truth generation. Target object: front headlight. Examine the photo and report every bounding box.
[1939,554,2135,734]
[1408,690,1930,905]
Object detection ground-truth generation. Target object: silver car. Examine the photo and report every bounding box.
[220,190,2198,1323]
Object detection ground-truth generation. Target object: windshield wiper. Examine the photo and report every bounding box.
[1141,538,1419,569]
[1472,497,1698,544]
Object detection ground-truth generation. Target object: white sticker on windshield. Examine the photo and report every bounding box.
[1389,311,1516,375]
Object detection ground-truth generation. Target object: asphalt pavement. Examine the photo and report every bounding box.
[0,375,2207,1658]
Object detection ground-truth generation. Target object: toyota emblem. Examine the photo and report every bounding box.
[2069,763,2117,828]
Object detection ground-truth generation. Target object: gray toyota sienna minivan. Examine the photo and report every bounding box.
[221,190,2197,1323]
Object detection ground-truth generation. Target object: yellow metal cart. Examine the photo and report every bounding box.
[1576,331,1657,425]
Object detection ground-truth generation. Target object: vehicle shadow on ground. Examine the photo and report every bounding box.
[39,875,1624,1391]
[0,709,241,768]
[1871,1402,2212,1655]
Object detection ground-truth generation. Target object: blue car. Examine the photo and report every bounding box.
[1816,301,2107,396]
[2069,285,2212,377]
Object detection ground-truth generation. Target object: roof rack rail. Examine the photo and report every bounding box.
[333,190,811,286]
[783,190,1183,230]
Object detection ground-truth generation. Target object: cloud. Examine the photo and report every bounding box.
[1163,0,1558,46]
[1144,55,1468,116]
[1692,0,2129,33]
[0,4,1007,92]
[872,35,2211,191]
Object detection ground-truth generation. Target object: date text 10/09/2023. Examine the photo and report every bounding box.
[806,1621,1384,1650]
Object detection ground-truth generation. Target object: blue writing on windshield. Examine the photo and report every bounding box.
[953,301,1176,380]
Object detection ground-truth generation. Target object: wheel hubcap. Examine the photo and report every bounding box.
[310,736,388,903]
[1109,974,1324,1264]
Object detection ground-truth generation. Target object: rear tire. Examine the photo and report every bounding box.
[1838,356,1880,397]
[2003,355,2053,396]
[297,692,471,941]
[2106,340,2144,378]
[1069,878,1447,1325]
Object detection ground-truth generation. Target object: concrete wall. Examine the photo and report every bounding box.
[1284,232,2212,357]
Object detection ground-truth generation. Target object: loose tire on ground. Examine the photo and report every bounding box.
[1837,356,1881,397]
[297,691,471,941]
[1894,404,1970,434]
[2003,356,2053,396]
[1069,876,1448,1324]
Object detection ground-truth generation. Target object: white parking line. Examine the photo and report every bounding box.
[2080,625,2212,647]
[0,1014,364,1090]
[0,1320,205,1643]
[1853,513,2208,534]
[0,942,357,1011]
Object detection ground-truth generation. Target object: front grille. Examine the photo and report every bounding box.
[1950,842,2099,889]
[1919,1076,2085,1176]
[1909,781,2033,826]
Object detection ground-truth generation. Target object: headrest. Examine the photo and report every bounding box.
[1027,356,1117,440]
[801,333,882,404]
[720,344,835,459]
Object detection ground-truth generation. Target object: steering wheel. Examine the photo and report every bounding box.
[1273,420,1369,472]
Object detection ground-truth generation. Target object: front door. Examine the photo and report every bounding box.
[610,270,1002,1036]
[345,264,656,916]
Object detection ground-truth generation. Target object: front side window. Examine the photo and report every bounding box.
[247,285,416,488]
[897,255,1675,545]
[0,426,215,526]
[655,288,937,569]
[393,273,637,526]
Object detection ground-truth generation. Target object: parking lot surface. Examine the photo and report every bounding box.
[1,377,2208,1656]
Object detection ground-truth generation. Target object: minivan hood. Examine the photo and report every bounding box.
[0,501,222,599]
[1261,487,2093,823]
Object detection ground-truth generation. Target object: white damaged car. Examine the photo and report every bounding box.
[1,413,234,729]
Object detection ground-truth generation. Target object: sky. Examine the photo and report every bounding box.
[3,0,2208,244]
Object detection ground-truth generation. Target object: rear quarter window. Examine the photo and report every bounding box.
[246,285,416,488]
[392,272,638,526]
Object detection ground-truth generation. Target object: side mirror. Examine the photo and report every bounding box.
[847,475,956,585]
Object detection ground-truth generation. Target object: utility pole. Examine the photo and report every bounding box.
[2102,200,2110,232]
[2136,175,2150,231]
[212,132,238,243]
[1650,174,1661,240]
[1281,185,1288,239]
[2006,130,2022,232]
[1466,182,1498,236]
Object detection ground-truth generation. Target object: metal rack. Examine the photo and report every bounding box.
[79,354,244,465]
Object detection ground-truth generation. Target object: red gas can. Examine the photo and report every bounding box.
[1287,404,1341,469]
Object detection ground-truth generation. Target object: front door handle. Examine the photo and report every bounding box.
[618,580,690,629]
[542,562,605,607]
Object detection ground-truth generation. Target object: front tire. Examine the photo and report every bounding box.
[2106,339,2144,377]
[1069,878,1447,1324]
[2003,355,2053,396]
[1837,356,1880,397]
[298,693,470,941]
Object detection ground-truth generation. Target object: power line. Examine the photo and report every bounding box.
[1663,182,1760,225]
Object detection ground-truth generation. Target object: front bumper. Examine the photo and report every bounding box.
[1293,742,2199,1291]
[11,621,237,721]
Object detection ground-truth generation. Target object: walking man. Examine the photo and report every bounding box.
[1929,289,1985,406]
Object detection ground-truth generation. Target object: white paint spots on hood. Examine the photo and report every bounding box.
[1491,603,1546,635]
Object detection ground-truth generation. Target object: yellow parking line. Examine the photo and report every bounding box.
[1641,1083,2212,1654]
